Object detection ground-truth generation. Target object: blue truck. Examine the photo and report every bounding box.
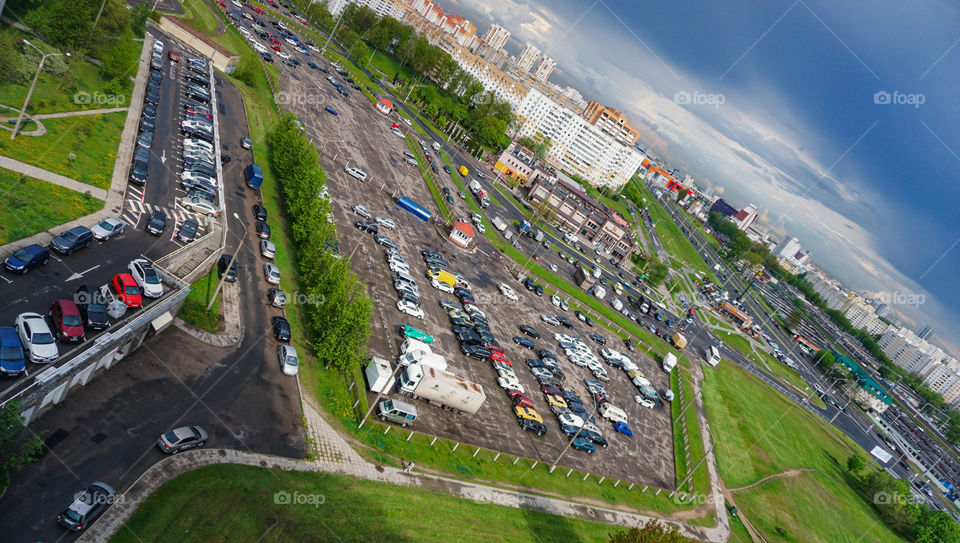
[244,164,263,190]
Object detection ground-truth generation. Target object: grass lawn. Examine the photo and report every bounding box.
[111,464,628,543]
[0,168,102,244]
[405,136,450,220]
[177,267,222,333]
[0,112,125,190]
[713,327,752,356]
[701,363,903,542]
[634,181,718,282]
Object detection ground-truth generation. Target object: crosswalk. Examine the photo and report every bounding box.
[124,186,208,234]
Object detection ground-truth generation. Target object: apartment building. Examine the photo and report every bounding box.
[581,101,641,146]
[533,55,556,82]
[516,42,541,73]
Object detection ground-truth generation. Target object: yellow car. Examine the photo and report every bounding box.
[545,394,568,410]
[514,406,543,424]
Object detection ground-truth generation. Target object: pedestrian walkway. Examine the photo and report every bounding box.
[32,106,128,119]
[173,279,242,347]
[0,155,108,200]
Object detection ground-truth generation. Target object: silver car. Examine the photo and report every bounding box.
[263,263,281,284]
[90,217,126,241]
[156,425,208,454]
[260,239,276,259]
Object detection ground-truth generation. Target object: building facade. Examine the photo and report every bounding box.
[516,42,541,72]
[731,204,758,231]
[581,101,641,146]
[482,23,510,51]
[533,55,556,82]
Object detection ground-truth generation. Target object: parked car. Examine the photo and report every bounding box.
[278,345,299,375]
[145,209,167,236]
[263,263,281,284]
[255,220,271,239]
[57,481,116,531]
[49,299,85,342]
[156,425,208,454]
[15,312,58,363]
[217,254,239,282]
[260,239,276,259]
[4,244,49,273]
[177,219,199,243]
[267,288,286,308]
[50,226,93,255]
[272,316,291,342]
[112,273,143,308]
[128,259,164,298]
[0,326,26,376]
[75,285,110,330]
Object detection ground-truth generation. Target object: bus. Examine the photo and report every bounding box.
[707,345,721,367]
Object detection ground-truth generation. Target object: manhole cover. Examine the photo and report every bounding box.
[91,432,108,444]
[44,428,69,452]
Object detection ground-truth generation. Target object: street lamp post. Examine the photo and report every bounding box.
[12,40,69,140]
[207,213,249,311]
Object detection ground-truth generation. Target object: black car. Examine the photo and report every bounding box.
[133,144,150,163]
[253,204,268,221]
[145,209,166,235]
[513,336,535,349]
[581,428,609,448]
[534,284,544,297]
[75,284,110,330]
[355,220,378,234]
[439,299,460,311]
[624,338,636,351]
[177,219,199,243]
[139,116,155,133]
[57,481,116,532]
[590,333,607,345]
[217,254,239,282]
[142,104,157,119]
[519,418,547,436]
[557,316,573,328]
[272,316,291,342]
[523,277,536,291]
[462,345,491,360]
[184,164,217,179]
[519,324,540,339]
[50,226,93,255]
[129,159,148,185]
[186,89,209,102]
[261,52,274,63]
[186,73,209,85]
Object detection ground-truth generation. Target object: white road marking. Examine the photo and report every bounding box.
[66,265,100,282]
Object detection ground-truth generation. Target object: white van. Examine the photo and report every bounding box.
[344,166,367,181]
[599,403,628,423]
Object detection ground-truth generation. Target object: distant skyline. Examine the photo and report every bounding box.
[435,0,960,357]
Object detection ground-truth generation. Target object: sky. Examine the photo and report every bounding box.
[434,0,960,356]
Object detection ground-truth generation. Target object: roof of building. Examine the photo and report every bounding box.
[162,15,235,57]
[378,97,394,109]
[452,221,474,238]
[835,353,892,405]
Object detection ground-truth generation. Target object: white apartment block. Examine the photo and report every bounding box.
[483,23,510,51]
[450,47,530,106]
[774,236,801,260]
[533,55,556,82]
[516,42,541,72]
[514,88,645,189]
[841,294,877,329]
[807,271,847,310]
[924,364,960,403]
[878,327,943,376]
[330,0,404,18]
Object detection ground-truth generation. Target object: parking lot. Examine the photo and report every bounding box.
[277,56,675,487]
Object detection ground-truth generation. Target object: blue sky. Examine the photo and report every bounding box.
[438,0,960,354]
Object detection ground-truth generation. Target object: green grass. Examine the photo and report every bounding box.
[111,464,629,543]
[671,369,710,496]
[0,112,125,189]
[405,136,450,220]
[713,327,752,356]
[0,168,102,244]
[701,362,904,542]
[634,181,718,282]
[178,268,222,333]
[181,0,222,32]
[747,349,825,408]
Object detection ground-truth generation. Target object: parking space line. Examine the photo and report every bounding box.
[0,273,12,284]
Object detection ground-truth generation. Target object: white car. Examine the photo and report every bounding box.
[285,37,298,47]
[497,377,523,393]
[352,204,371,218]
[634,395,655,409]
[376,217,396,229]
[91,217,126,241]
[391,128,404,138]
[276,51,291,60]
[344,166,367,181]
[278,345,299,376]
[476,223,485,234]
[263,263,281,284]
[397,300,424,319]
[179,196,219,216]
[550,264,558,272]
[557,412,584,428]
[15,312,58,363]
[540,314,560,326]
[183,138,214,152]
[128,259,164,298]
[551,295,562,307]
[471,213,482,224]
[499,283,518,301]
[307,43,320,52]
[431,278,454,293]
[254,42,268,54]
[181,170,215,184]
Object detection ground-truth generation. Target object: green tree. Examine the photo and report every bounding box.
[786,309,803,330]
[814,349,836,369]
[99,29,138,82]
[0,402,44,473]
[913,508,960,543]
[847,453,866,474]
[646,261,670,286]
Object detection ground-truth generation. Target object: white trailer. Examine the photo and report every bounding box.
[364,357,395,393]
[397,364,486,414]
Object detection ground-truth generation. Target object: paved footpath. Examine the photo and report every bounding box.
[31,106,128,119]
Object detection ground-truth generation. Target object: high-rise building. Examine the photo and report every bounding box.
[329,0,403,18]
[581,101,641,146]
[482,23,511,51]
[516,42,541,72]
[773,237,802,259]
[918,325,934,340]
[708,198,738,218]
[732,204,759,231]
[533,56,556,82]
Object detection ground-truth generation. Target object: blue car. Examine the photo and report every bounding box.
[0,327,26,376]
[572,436,596,454]
[4,243,49,273]
[325,106,338,115]
[613,421,633,436]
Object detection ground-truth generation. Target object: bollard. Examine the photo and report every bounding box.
[582,473,590,481]
[567,469,573,477]
[430,436,437,446]
[406,431,414,441]
[655,488,661,495]
[352,400,359,409]
[513,457,520,465]
[473,448,481,458]
[614,480,620,488]
[452,442,460,452]
[598,476,605,485]
[493,452,500,461]
[383,426,390,435]
[348,381,355,391]
[629,483,635,490]
[642,486,648,492]
[530,460,538,470]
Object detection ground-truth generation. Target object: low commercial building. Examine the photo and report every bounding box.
[159,15,239,73]
[526,175,634,262]
[836,354,892,413]
[449,221,474,248]
[717,301,753,328]
[375,97,394,115]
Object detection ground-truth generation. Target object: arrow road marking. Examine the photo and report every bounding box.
[66,265,100,282]
[161,148,167,164]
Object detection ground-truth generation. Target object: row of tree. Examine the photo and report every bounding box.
[266,113,372,374]
[5,0,152,90]
[295,1,514,150]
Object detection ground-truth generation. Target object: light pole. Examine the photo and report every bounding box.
[207,213,249,311]
[12,40,69,140]
[321,7,346,56]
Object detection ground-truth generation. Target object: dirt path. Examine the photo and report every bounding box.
[728,467,823,493]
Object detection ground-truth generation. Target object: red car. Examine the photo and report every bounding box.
[266,0,277,6]
[168,49,181,61]
[269,37,281,45]
[253,7,265,14]
[50,299,84,342]
[218,1,226,6]
[272,45,281,52]
[511,394,534,409]
[112,273,143,308]
[532,253,540,261]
